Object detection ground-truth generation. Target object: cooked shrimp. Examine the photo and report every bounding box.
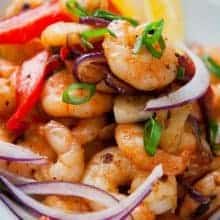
[41,22,91,47]
[83,147,177,216]
[115,123,196,175]
[103,21,178,91]
[130,175,177,215]
[41,70,113,118]
[180,168,220,219]
[35,120,84,182]
[0,78,16,117]
[83,147,138,192]
[72,116,107,145]
[0,124,55,178]
[5,0,43,17]
[43,195,91,213]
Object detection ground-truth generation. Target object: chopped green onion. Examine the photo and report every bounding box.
[133,19,166,58]
[62,83,96,105]
[80,28,115,49]
[145,36,166,58]
[203,55,220,78]
[177,66,185,80]
[93,9,139,26]
[209,120,219,144]
[66,0,88,17]
[209,120,220,152]
[144,117,162,156]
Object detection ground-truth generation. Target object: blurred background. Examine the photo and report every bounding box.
[0,0,220,45]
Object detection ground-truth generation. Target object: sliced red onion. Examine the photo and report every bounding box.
[0,195,20,220]
[0,141,47,164]
[105,72,138,95]
[19,181,118,208]
[79,17,110,27]
[0,169,35,184]
[45,54,64,75]
[209,209,220,220]
[0,194,36,220]
[0,165,163,220]
[74,52,107,84]
[145,43,210,111]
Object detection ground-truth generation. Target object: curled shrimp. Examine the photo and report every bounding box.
[35,120,84,182]
[41,22,91,47]
[103,21,178,91]
[72,116,108,145]
[41,70,113,118]
[83,147,177,217]
[115,123,197,175]
[180,168,220,219]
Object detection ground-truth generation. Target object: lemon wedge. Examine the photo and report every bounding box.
[110,0,184,42]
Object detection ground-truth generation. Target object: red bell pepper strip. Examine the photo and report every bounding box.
[0,1,72,44]
[6,51,49,132]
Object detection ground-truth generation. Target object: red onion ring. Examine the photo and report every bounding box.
[79,17,110,27]
[145,43,210,111]
[74,52,107,84]
[0,165,163,220]
[0,169,35,185]
[19,181,119,208]
[0,141,47,164]
[209,209,220,220]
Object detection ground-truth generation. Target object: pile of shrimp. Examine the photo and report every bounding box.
[0,0,219,219]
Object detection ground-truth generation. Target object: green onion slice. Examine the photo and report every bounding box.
[144,118,162,156]
[66,0,88,17]
[133,19,166,58]
[93,9,138,26]
[203,55,220,78]
[177,66,185,80]
[62,83,96,105]
[209,120,219,144]
[80,28,115,49]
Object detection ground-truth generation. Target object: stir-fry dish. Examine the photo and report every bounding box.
[0,0,219,219]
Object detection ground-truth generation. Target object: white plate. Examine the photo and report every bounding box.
[0,0,220,45]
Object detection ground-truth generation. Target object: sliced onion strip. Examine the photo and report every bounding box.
[145,43,210,111]
[0,169,35,184]
[19,181,118,208]
[0,141,47,164]
[0,165,163,220]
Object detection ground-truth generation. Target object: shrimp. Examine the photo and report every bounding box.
[41,70,113,118]
[180,169,220,219]
[35,120,84,182]
[5,0,43,17]
[115,123,197,175]
[83,147,177,217]
[43,195,91,213]
[72,116,108,145]
[0,124,55,179]
[41,22,91,47]
[0,78,16,117]
[103,21,178,91]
